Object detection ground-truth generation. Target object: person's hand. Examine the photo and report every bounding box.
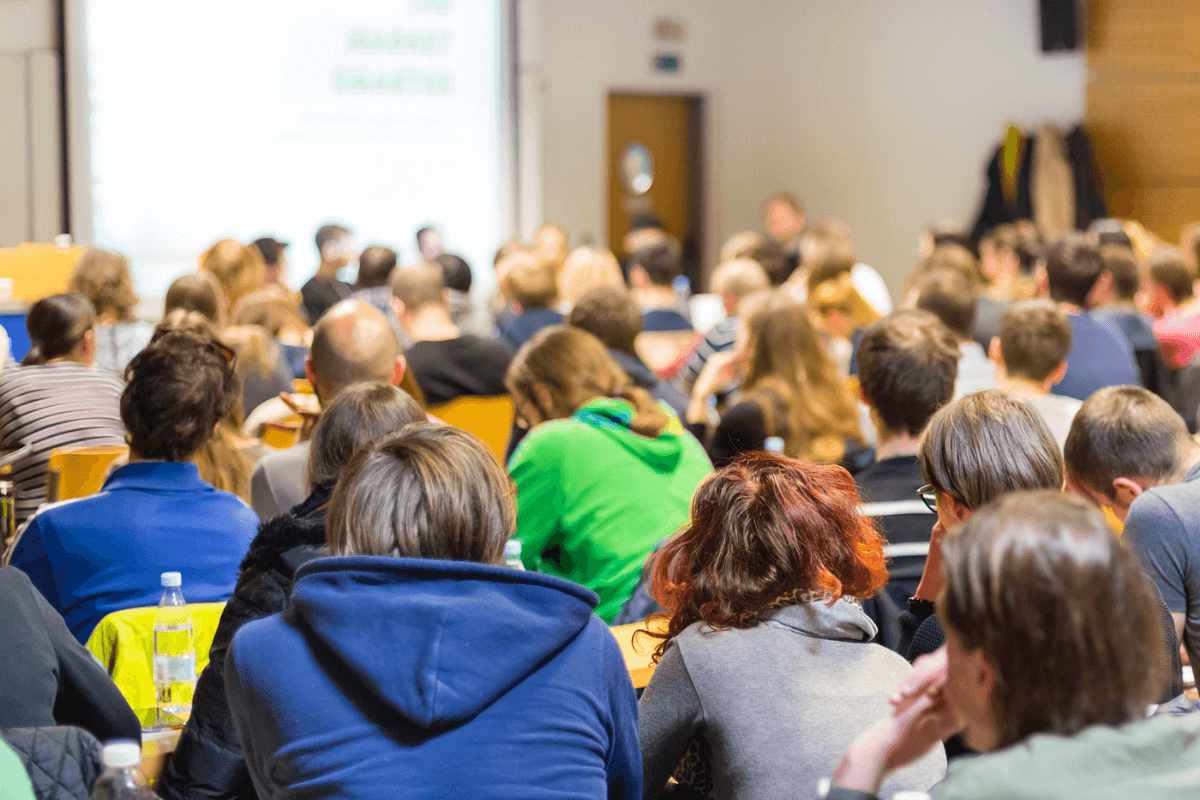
[685,349,745,425]
[912,519,948,603]
[279,392,321,441]
[891,648,948,713]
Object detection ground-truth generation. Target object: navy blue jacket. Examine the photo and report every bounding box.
[225,556,641,800]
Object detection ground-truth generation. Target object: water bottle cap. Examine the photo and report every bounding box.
[161,571,182,587]
[504,539,522,556]
[101,741,141,768]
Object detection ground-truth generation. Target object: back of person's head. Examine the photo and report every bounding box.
[941,491,1166,750]
[497,251,558,310]
[315,223,352,258]
[998,300,1072,382]
[252,236,287,268]
[230,289,309,339]
[1088,217,1134,250]
[390,261,446,312]
[535,222,569,272]
[23,293,96,366]
[356,245,397,290]
[68,248,138,322]
[1099,245,1140,302]
[566,286,642,354]
[434,253,472,294]
[558,246,623,307]
[165,272,224,326]
[326,423,514,564]
[199,238,264,308]
[506,324,669,438]
[492,239,527,269]
[719,231,765,264]
[919,389,1063,510]
[857,310,959,436]
[1042,233,1104,307]
[155,308,221,342]
[907,243,982,299]
[979,223,1022,259]
[309,299,401,404]
[709,258,770,310]
[926,222,975,255]
[122,331,237,461]
[628,239,683,287]
[1064,386,1193,500]
[802,220,857,292]
[306,382,424,490]
[648,452,887,659]
[1147,247,1195,304]
[744,237,789,286]
[914,267,978,339]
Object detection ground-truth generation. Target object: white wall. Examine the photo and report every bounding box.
[529,0,1086,292]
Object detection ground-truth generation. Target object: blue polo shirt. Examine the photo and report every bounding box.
[9,461,258,643]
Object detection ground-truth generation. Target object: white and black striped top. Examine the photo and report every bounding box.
[0,362,126,524]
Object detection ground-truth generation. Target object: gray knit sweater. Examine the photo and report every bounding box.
[638,599,946,800]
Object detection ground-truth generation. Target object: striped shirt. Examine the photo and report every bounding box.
[0,363,126,524]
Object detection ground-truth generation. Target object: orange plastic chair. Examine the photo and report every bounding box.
[261,418,303,450]
[46,446,128,502]
[427,395,515,463]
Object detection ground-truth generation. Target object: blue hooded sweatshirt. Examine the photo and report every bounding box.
[225,556,641,800]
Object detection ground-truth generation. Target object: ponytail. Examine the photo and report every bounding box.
[24,293,96,365]
[20,345,45,367]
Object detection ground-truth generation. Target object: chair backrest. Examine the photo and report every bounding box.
[426,395,515,463]
[45,446,128,502]
[85,602,227,711]
[261,418,303,450]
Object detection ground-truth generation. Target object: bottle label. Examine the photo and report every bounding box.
[154,653,196,684]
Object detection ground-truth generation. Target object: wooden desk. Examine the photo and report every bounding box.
[140,727,181,783]
[610,619,667,689]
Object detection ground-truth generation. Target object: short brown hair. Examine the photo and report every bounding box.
[628,240,683,287]
[914,267,978,339]
[1043,233,1104,307]
[566,287,642,355]
[306,382,424,490]
[390,261,445,311]
[919,390,1064,510]
[802,220,857,292]
[1099,245,1140,300]
[1063,386,1192,500]
[647,452,887,660]
[199,238,264,307]
[857,310,959,436]
[941,491,1167,749]
[709,258,770,304]
[165,272,224,325]
[904,243,982,301]
[998,300,1072,382]
[326,423,514,565]
[356,245,398,290]
[1147,247,1195,303]
[979,223,1021,256]
[122,331,238,461]
[68,248,138,321]
[498,251,558,309]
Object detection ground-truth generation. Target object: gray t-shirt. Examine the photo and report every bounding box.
[1124,461,1200,669]
[1025,393,1083,453]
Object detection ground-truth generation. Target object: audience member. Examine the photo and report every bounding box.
[251,236,289,289]
[622,214,668,266]
[991,300,1080,449]
[534,221,569,278]
[250,299,405,520]
[159,383,424,800]
[0,294,125,525]
[557,245,624,309]
[914,268,996,398]
[828,492,1194,800]
[1037,234,1139,400]
[67,247,154,374]
[415,224,444,260]
[200,238,265,310]
[435,252,490,336]
[566,286,688,418]
[300,223,354,323]
[226,423,640,800]
[0,565,140,743]
[165,271,225,326]
[970,223,1026,349]
[901,242,981,308]
[787,219,893,315]
[639,453,945,800]
[1147,246,1200,369]
[231,287,313,380]
[393,261,512,406]
[628,240,692,332]
[676,257,770,392]
[496,250,564,350]
[1091,244,1163,394]
[764,190,806,279]
[686,295,864,469]
[7,332,258,643]
[351,245,399,317]
[506,325,710,622]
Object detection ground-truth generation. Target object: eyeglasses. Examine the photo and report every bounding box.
[916,484,939,513]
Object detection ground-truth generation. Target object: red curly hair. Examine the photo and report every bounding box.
[644,452,888,661]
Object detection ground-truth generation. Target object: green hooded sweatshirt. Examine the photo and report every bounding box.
[508,397,711,622]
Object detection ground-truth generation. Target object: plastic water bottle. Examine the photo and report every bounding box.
[154,571,196,717]
[504,539,526,570]
[91,741,156,799]
[764,436,786,454]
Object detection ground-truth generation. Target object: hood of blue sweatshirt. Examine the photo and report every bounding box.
[288,555,600,729]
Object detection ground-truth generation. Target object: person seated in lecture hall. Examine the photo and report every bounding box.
[300,223,355,324]
[0,293,126,528]
[505,325,710,623]
[675,255,771,393]
[158,383,424,800]
[6,331,258,644]
[826,492,1200,800]
[349,244,404,344]
[913,268,996,399]
[628,239,693,333]
[225,423,640,800]
[250,299,407,521]
[1088,237,1163,394]
[1145,246,1200,371]
[637,452,946,800]
[392,260,513,406]
[496,249,565,350]
[66,247,155,375]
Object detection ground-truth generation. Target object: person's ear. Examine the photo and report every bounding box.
[972,650,999,745]
[858,384,872,408]
[629,265,649,289]
[1035,266,1049,298]
[1111,477,1146,510]
[945,494,972,525]
[988,337,1002,366]
[304,356,318,394]
[391,354,407,388]
[1048,360,1068,386]
[390,297,406,321]
[534,384,555,420]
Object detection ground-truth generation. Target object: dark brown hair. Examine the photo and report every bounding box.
[122,331,238,461]
[326,423,514,565]
[998,300,1073,382]
[915,267,978,339]
[857,310,959,436]
[356,245,398,290]
[165,272,224,326]
[628,239,683,287]
[566,286,642,355]
[1043,233,1104,307]
[941,491,1167,749]
[646,453,887,661]
[1148,248,1195,304]
[306,382,424,490]
[1099,245,1140,301]
[68,248,138,321]
[23,293,95,366]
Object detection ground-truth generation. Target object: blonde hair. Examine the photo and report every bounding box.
[199,238,265,308]
[68,248,138,321]
[742,296,862,462]
[559,246,624,307]
[498,251,558,310]
[506,325,670,438]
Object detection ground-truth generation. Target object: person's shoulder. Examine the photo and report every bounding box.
[1130,477,1200,531]
[511,418,584,463]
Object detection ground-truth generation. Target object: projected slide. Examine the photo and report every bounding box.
[72,0,509,299]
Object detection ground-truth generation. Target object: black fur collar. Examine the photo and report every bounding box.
[240,485,331,573]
